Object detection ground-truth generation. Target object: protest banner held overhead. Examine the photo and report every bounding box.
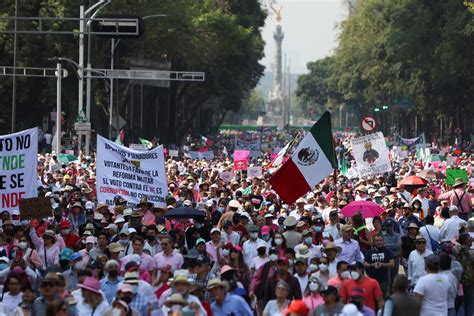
[351,132,392,177]
[96,135,168,207]
[393,133,426,146]
[0,128,38,211]
[19,197,52,220]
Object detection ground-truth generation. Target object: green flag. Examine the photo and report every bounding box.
[115,129,124,145]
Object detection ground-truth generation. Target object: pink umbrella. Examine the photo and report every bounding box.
[340,200,385,219]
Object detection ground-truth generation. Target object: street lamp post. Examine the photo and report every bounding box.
[55,63,62,154]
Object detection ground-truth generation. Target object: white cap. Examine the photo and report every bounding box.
[114,215,125,224]
[128,228,137,234]
[85,201,95,210]
[11,209,20,216]
[205,200,214,207]
[210,227,221,234]
[183,200,192,207]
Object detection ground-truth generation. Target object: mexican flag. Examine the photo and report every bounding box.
[115,129,124,145]
[139,137,153,149]
[269,111,337,204]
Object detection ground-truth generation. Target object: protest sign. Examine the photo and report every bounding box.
[0,128,38,212]
[247,166,262,178]
[129,144,148,151]
[394,133,426,146]
[184,150,214,160]
[219,171,233,183]
[96,135,168,207]
[446,169,468,186]
[234,150,250,171]
[19,197,51,220]
[351,132,392,177]
[168,149,179,158]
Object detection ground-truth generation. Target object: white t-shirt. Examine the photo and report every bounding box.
[250,256,269,272]
[263,299,289,316]
[294,273,309,294]
[413,273,450,316]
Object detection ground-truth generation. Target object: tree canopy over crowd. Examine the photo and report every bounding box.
[297,0,473,137]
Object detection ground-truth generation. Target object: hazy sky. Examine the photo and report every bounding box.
[261,0,348,74]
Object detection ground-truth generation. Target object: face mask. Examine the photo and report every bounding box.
[274,238,283,246]
[61,229,70,235]
[308,264,318,272]
[19,242,28,250]
[74,262,84,270]
[195,223,202,229]
[217,207,225,213]
[319,264,328,272]
[269,254,278,262]
[250,232,258,240]
[108,270,118,278]
[304,237,313,245]
[0,263,7,270]
[171,305,182,312]
[314,226,322,233]
[383,202,389,207]
[262,235,270,242]
[309,282,319,292]
[222,249,230,256]
[119,239,129,246]
[131,285,138,294]
[350,271,360,280]
[341,271,351,279]
[11,250,16,258]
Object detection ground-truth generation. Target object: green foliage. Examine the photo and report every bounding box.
[297,0,474,133]
[0,0,266,140]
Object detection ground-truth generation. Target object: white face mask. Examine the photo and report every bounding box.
[309,282,319,292]
[222,249,230,256]
[308,264,318,272]
[171,304,182,312]
[269,254,278,262]
[61,229,70,235]
[350,271,360,280]
[19,242,28,250]
[250,232,259,240]
[74,262,84,270]
[319,264,328,272]
[274,238,283,246]
[341,271,351,279]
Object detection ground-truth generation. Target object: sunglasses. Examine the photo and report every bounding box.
[41,281,57,288]
[416,241,426,244]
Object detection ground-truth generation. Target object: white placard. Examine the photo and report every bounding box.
[96,135,168,207]
[247,166,262,178]
[351,132,392,177]
[0,128,38,212]
[219,171,233,183]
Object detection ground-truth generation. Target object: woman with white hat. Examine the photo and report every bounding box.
[76,277,109,315]
[27,222,60,271]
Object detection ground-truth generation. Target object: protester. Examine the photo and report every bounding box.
[262,280,290,316]
[382,275,421,316]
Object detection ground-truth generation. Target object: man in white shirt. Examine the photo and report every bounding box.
[414,254,450,316]
[293,257,309,294]
[408,235,433,286]
[397,185,412,204]
[324,210,342,240]
[322,197,340,222]
[439,206,466,241]
[419,214,440,251]
[242,225,265,267]
[289,197,306,221]
[412,188,430,216]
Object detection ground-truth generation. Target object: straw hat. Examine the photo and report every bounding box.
[453,178,467,188]
[207,278,229,291]
[164,293,188,307]
[323,241,342,254]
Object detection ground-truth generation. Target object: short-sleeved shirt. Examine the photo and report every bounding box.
[413,273,450,315]
[340,276,383,311]
[310,302,344,316]
[365,247,394,282]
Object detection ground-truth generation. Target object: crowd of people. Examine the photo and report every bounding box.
[0,130,472,316]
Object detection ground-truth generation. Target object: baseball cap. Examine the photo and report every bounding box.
[282,300,309,315]
[320,285,338,296]
[60,248,74,261]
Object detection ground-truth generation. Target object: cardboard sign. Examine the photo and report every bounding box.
[446,169,468,186]
[219,171,233,183]
[19,197,52,220]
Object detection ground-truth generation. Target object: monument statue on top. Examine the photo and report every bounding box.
[265,0,285,127]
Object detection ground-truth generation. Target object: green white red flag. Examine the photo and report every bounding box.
[269,111,337,204]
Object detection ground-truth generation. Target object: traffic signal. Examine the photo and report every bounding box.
[374,107,380,112]
[382,105,389,110]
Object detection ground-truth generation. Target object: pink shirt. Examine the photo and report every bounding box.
[205,241,219,262]
[439,189,472,214]
[154,250,184,271]
[303,293,324,312]
[121,253,155,272]
[29,229,60,269]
